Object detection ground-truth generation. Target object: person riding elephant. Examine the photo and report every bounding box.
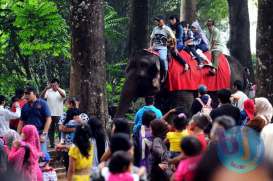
[115,50,246,118]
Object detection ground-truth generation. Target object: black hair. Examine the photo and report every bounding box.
[142,111,156,127]
[23,144,31,169]
[145,96,155,105]
[110,133,132,154]
[193,143,220,181]
[169,15,180,23]
[65,97,77,108]
[15,88,25,99]
[180,136,202,156]
[150,119,168,139]
[50,78,60,84]
[64,108,80,125]
[233,80,244,91]
[113,118,130,136]
[73,124,92,158]
[180,21,188,27]
[88,116,107,161]
[10,96,19,107]
[214,116,236,130]
[0,95,6,105]
[173,114,188,131]
[24,86,38,95]
[192,113,211,130]
[217,89,231,104]
[109,151,132,174]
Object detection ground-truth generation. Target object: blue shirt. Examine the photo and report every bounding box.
[21,99,51,133]
[133,105,162,134]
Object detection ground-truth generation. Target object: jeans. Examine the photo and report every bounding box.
[156,49,168,71]
[41,136,50,159]
[184,45,204,64]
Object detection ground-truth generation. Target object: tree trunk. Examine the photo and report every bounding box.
[256,0,273,103]
[227,0,254,81]
[69,58,81,97]
[70,0,109,124]
[180,0,197,23]
[128,0,149,58]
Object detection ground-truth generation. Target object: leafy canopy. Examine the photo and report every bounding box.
[11,0,69,57]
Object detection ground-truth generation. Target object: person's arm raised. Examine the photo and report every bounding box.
[41,84,51,99]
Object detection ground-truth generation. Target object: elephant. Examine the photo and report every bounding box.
[115,50,247,118]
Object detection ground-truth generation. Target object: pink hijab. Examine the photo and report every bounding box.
[21,125,42,155]
[8,125,43,181]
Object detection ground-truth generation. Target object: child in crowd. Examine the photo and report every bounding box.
[187,113,210,151]
[173,136,202,181]
[134,111,155,168]
[165,113,189,158]
[59,108,81,145]
[104,151,139,181]
[9,125,42,181]
[40,154,57,181]
[150,120,171,181]
[67,124,94,181]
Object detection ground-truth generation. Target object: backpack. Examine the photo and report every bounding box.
[196,97,212,115]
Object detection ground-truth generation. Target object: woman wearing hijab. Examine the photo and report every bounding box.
[8,125,42,181]
[255,97,273,125]
[191,21,209,52]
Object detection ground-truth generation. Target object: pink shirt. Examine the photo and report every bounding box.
[108,172,135,181]
[174,155,202,181]
[196,133,207,151]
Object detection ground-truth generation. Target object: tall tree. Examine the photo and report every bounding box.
[256,0,273,102]
[70,0,108,123]
[180,0,197,23]
[227,0,254,80]
[128,0,149,58]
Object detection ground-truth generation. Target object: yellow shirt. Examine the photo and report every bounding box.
[68,144,94,181]
[166,130,188,152]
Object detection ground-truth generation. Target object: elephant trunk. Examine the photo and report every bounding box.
[115,78,137,118]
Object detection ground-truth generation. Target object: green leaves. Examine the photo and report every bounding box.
[11,0,69,57]
[104,5,128,40]
[197,0,228,23]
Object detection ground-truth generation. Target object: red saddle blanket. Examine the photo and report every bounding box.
[167,51,231,92]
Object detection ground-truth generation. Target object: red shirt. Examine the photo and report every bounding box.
[196,133,207,151]
[10,99,27,128]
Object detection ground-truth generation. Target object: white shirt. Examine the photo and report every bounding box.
[151,25,176,50]
[261,124,273,162]
[0,105,21,136]
[45,88,66,116]
[231,90,248,110]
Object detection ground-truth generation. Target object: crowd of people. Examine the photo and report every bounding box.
[0,15,272,181]
[0,76,273,181]
[149,15,225,82]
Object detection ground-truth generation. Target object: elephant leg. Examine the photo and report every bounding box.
[170,91,194,115]
[115,78,138,118]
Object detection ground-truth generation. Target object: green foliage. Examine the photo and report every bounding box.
[12,0,69,57]
[197,0,228,23]
[0,74,34,97]
[104,5,128,41]
[106,61,126,105]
